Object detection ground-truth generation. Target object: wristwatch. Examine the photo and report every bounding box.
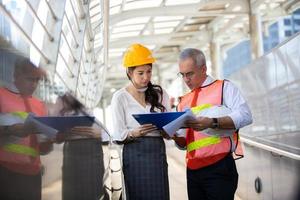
[211,118,219,129]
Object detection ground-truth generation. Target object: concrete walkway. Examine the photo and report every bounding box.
[166,140,188,199]
[42,141,241,200]
[166,140,242,200]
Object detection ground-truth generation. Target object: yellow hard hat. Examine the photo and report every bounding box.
[123,43,155,68]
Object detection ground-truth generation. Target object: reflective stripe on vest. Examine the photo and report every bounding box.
[3,144,38,157]
[187,136,221,152]
[11,111,28,119]
[2,111,38,157]
[188,103,224,152]
[190,104,212,115]
[188,103,234,153]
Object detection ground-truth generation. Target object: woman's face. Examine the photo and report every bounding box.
[48,97,64,116]
[128,65,152,88]
[54,96,71,113]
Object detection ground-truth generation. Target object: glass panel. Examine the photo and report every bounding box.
[0,1,111,200]
[229,34,300,154]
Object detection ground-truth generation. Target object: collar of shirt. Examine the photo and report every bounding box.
[201,75,216,87]
[5,83,33,98]
[5,83,20,94]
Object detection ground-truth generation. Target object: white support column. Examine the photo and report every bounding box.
[249,3,264,59]
[93,0,109,107]
[210,41,221,78]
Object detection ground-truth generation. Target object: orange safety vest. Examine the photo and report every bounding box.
[0,87,47,175]
[178,80,243,170]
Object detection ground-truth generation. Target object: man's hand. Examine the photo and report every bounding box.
[160,130,171,140]
[172,134,186,149]
[185,117,213,131]
[7,123,36,137]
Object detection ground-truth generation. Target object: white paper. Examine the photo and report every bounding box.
[197,106,235,137]
[0,114,24,145]
[162,109,196,137]
[0,113,24,125]
[162,106,235,137]
[24,114,58,139]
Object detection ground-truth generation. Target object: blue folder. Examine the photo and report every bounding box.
[132,112,185,129]
[33,116,95,132]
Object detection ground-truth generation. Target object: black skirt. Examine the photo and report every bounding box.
[62,139,105,200]
[123,136,169,200]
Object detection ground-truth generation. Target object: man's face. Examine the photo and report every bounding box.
[179,57,206,90]
[14,66,43,96]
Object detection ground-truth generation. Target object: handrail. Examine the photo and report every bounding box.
[241,137,300,161]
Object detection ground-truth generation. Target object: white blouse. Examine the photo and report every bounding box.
[111,87,170,141]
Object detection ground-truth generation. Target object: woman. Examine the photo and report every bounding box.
[50,93,105,200]
[111,43,170,200]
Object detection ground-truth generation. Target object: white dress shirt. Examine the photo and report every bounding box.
[111,87,170,141]
[177,75,253,137]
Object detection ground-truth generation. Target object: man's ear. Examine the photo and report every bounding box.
[201,65,207,74]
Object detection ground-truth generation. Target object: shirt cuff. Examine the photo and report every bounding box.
[175,129,187,138]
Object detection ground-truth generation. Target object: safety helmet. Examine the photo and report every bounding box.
[123,43,155,68]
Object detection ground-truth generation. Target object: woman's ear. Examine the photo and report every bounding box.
[126,70,133,80]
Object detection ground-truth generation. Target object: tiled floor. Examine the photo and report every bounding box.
[42,141,242,200]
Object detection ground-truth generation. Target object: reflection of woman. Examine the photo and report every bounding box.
[111,44,170,200]
[51,93,104,200]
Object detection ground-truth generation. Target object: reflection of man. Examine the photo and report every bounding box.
[0,57,50,200]
[173,48,253,200]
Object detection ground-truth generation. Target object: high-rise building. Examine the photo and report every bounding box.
[223,8,300,78]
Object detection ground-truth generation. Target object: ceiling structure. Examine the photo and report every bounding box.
[1,0,299,108]
[0,0,109,108]
[102,0,300,103]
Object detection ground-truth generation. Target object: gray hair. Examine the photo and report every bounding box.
[14,56,47,78]
[14,57,37,75]
[179,48,206,68]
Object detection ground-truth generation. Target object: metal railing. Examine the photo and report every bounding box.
[241,137,300,160]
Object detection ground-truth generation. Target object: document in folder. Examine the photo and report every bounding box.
[33,116,95,132]
[132,112,185,129]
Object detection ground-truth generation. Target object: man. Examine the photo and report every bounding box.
[173,48,253,200]
[0,57,51,200]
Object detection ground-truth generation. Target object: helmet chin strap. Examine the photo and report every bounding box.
[130,79,148,93]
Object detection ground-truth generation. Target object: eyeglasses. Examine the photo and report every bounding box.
[177,71,195,79]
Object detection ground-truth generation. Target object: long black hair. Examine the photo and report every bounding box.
[145,81,166,112]
[59,93,85,116]
[127,65,166,112]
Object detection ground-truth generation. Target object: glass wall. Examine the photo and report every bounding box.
[229,33,300,155]
[0,1,113,200]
